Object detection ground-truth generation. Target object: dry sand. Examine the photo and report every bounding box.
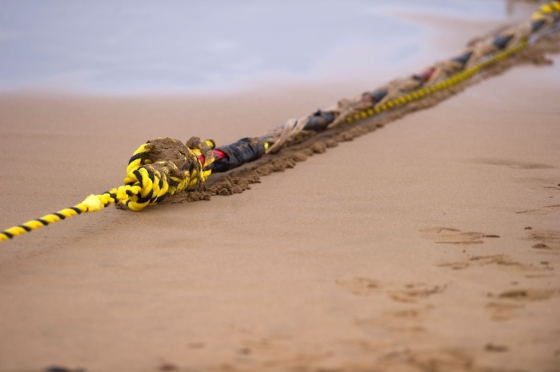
[1,16,560,372]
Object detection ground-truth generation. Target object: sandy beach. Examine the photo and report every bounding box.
[1,7,560,372]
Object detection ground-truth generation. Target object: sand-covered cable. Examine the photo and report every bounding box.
[169,33,560,204]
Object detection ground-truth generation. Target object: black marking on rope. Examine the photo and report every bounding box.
[128,152,146,164]
[158,179,164,189]
[168,178,179,187]
[133,170,144,188]
[71,207,82,214]
[126,190,134,196]
[54,213,66,220]
[2,231,13,239]
[136,189,154,204]
[37,219,49,226]
[371,89,388,103]
[155,195,166,203]
[19,225,32,232]
[304,110,336,132]
[146,168,155,183]
[532,19,546,32]
[493,34,514,49]
[181,162,191,171]
[452,52,473,66]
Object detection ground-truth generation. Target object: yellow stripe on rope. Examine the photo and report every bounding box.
[532,1,559,19]
[345,39,528,124]
[0,195,108,242]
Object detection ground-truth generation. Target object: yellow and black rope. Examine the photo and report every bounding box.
[0,138,215,242]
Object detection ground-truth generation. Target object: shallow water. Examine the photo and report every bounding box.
[0,0,530,94]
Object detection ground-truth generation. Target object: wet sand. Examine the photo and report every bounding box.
[1,16,560,372]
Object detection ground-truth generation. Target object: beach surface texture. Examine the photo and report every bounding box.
[1,4,559,372]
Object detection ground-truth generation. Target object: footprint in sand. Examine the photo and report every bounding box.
[468,158,555,170]
[527,229,560,251]
[486,288,560,321]
[375,348,479,372]
[336,278,445,304]
[355,307,430,334]
[387,284,445,304]
[516,204,560,216]
[485,302,525,321]
[438,254,548,274]
[420,227,500,245]
[492,288,560,302]
[513,177,560,191]
[335,277,382,296]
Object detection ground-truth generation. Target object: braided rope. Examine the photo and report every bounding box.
[260,1,560,152]
[342,40,529,124]
[1,2,559,243]
[0,137,215,242]
[265,116,311,153]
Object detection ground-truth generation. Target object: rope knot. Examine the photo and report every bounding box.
[117,137,216,211]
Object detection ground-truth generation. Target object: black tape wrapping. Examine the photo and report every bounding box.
[303,110,336,132]
[493,34,514,50]
[213,137,266,173]
[370,88,388,103]
[531,19,546,32]
[452,51,473,66]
